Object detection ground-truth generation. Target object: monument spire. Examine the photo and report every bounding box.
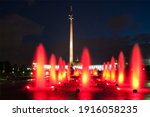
[69,5,73,64]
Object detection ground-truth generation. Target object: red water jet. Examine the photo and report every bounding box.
[93,68,98,76]
[81,47,91,87]
[102,62,106,78]
[105,62,110,80]
[130,43,145,91]
[67,64,71,81]
[62,60,66,81]
[110,57,116,81]
[74,68,80,77]
[50,54,57,84]
[118,51,125,85]
[58,57,63,81]
[34,44,47,89]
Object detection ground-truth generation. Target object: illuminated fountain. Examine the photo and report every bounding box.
[118,51,125,86]
[20,5,150,100]
[105,62,110,81]
[102,62,106,78]
[49,54,57,84]
[24,41,150,99]
[26,44,56,92]
[67,64,71,81]
[62,60,67,81]
[110,57,116,82]
[81,47,91,87]
[58,57,63,82]
[73,68,80,77]
[130,43,145,93]
[34,43,47,89]
[57,57,67,84]
[93,68,98,77]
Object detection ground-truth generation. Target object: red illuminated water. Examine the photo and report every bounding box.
[33,92,47,100]
[50,54,57,84]
[105,62,110,80]
[34,44,47,89]
[67,64,70,81]
[118,51,125,85]
[102,62,106,78]
[73,68,80,77]
[110,57,116,81]
[130,43,145,91]
[27,43,149,100]
[62,60,66,81]
[81,47,91,87]
[58,57,63,81]
[93,68,98,76]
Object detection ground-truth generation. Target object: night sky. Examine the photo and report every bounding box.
[0,0,150,65]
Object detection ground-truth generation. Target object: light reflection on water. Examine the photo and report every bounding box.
[1,80,150,100]
[31,88,150,100]
[33,92,47,100]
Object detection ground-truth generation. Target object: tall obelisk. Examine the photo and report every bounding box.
[69,6,73,64]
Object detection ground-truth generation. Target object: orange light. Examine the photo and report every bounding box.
[74,69,80,76]
[82,72,88,86]
[110,57,116,81]
[93,69,98,76]
[62,71,66,79]
[111,71,115,81]
[118,72,124,85]
[103,70,106,78]
[102,63,106,78]
[105,70,110,80]
[58,57,65,81]
[58,73,62,81]
[132,74,139,90]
